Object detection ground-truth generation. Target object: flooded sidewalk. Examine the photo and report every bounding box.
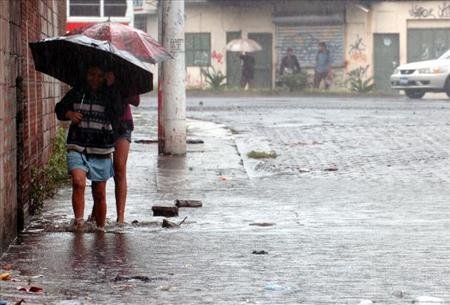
[2,98,450,304]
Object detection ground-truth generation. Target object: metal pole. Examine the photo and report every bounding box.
[158,0,186,155]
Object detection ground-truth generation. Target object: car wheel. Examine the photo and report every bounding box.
[445,78,450,97]
[405,89,425,99]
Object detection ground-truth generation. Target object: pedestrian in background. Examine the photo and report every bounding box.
[240,52,255,89]
[280,47,301,75]
[314,42,332,89]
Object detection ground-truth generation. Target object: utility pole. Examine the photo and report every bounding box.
[158,0,186,155]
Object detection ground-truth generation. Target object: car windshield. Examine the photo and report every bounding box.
[438,50,450,60]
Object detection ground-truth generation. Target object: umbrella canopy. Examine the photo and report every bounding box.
[66,22,172,64]
[29,34,153,97]
[226,38,262,53]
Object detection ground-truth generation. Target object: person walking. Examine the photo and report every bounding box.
[240,52,255,89]
[280,47,301,75]
[55,65,122,231]
[314,42,332,89]
[88,72,140,226]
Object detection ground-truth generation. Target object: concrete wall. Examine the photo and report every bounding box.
[184,3,275,88]
[346,1,450,79]
[0,0,66,253]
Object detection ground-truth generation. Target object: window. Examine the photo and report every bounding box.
[69,0,101,17]
[133,0,144,8]
[134,14,147,32]
[185,33,211,66]
[104,0,127,17]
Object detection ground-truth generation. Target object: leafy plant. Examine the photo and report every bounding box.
[279,71,308,92]
[346,65,375,93]
[201,66,227,90]
[30,127,69,214]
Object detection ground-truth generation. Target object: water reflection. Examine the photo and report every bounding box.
[69,233,131,278]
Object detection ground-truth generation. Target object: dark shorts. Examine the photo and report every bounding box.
[115,129,132,143]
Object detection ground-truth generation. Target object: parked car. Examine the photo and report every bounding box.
[390,50,450,99]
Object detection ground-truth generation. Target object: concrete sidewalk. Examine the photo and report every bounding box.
[2,98,450,305]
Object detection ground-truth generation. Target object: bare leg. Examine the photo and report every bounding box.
[114,138,130,224]
[71,169,87,229]
[92,181,107,228]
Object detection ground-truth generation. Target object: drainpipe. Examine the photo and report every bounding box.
[158,0,186,155]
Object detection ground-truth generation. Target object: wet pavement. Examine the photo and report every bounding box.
[3,95,450,304]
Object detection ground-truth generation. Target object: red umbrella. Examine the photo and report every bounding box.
[66,22,172,64]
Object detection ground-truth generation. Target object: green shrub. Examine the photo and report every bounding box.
[30,127,69,214]
[201,66,227,90]
[346,65,375,93]
[279,71,308,92]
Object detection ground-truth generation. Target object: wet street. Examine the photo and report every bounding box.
[3,95,450,304]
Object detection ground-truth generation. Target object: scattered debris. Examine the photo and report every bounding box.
[130,220,160,227]
[14,300,25,305]
[249,222,275,227]
[1,264,12,270]
[134,139,158,144]
[159,285,176,292]
[18,286,44,294]
[113,274,167,283]
[298,167,311,173]
[264,283,286,292]
[175,199,203,208]
[0,272,11,281]
[247,150,277,159]
[187,139,204,144]
[163,216,188,229]
[324,166,338,172]
[162,219,179,229]
[392,290,404,298]
[252,250,268,255]
[152,206,179,217]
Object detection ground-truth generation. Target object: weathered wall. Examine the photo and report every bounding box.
[0,0,66,253]
[184,3,275,89]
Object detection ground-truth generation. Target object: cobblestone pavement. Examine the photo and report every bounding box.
[2,95,450,305]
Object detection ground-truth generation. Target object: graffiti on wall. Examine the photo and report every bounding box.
[438,2,450,17]
[348,35,367,63]
[277,31,344,68]
[211,50,224,64]
[409,2,450,19]
[409,5,435,18]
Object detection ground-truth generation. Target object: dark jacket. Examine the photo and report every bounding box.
[55,86,123,155]
[280,55,301,75]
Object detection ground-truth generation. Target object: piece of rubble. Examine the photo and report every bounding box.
[162,219,179,229]
[252,250,268,255]
[249,222,275,227]
[152,206,179,217]
[175,199,203,208]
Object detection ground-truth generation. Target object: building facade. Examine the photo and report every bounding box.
[135,0,450,91]
[0,0,66,253]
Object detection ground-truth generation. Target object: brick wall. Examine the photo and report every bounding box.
[0,0,66,253]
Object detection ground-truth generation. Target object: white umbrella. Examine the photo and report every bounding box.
[226,38,262,52]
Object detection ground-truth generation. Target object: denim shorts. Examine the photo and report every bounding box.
[67,150,114,182]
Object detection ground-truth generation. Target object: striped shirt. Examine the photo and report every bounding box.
[55,87,121,155]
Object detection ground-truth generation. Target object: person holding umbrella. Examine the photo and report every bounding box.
[55,63,123,231]
[65,23,172,225]
[226,37,262,90]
